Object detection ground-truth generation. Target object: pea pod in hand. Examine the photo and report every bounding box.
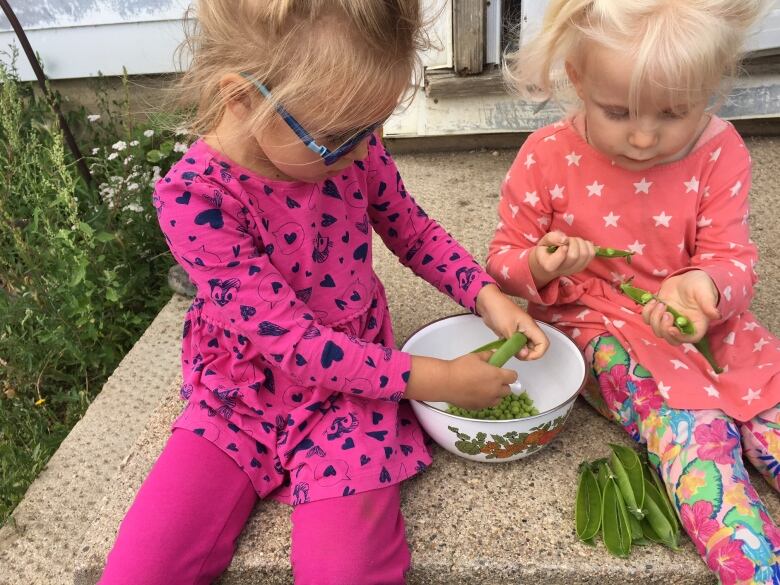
[619,280,723,373]
[547,244,635,263]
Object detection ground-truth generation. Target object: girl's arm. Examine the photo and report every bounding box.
[364,135,494,314]
[668,127,757,324]
[485,137,564,305]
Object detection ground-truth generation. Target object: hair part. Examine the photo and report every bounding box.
[504,0,771,114]
[171,1,431,138]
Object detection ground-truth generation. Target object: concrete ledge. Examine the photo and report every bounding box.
[4,140,778,584]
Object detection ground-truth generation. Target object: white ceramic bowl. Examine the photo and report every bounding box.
[402,314,586,463]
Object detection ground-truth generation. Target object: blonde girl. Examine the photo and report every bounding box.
[99,2,548,584]
[488,0,780,582]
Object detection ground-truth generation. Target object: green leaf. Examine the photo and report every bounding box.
[94,231,115,243]
[146,149,163,163]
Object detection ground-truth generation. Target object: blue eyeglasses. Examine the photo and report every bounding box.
[240,73,384,166]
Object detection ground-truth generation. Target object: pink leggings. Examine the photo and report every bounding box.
[99,429,411,585]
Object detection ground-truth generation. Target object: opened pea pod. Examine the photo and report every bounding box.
[619,279,724,374]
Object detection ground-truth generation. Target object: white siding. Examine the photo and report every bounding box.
[0,0,189,80]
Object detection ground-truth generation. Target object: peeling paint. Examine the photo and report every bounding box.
[0,1,187,32]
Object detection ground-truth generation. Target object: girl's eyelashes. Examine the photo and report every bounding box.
[600,104,689,121]
[602,107,629,120]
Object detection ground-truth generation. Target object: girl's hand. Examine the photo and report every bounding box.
[643,270,720,345]
[476,284,549,360]
[530,231,596,289]
[406,352,517,410]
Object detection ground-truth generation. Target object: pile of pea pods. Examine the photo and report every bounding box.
[575,444,681,557]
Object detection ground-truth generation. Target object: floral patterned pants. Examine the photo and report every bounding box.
[585,335,780,584]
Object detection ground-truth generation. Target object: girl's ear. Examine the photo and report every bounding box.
[219,73,254,121]
[565,60,585,101]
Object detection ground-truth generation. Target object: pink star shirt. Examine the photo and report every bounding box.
[488,116,780,421]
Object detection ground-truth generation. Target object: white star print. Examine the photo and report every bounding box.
[742,388,761,405]
[524,153,536,169]
[723,286,732,301]
[703,385,720,398]
[524,191,540,207]
[754,337,769,352]
[551,313,562,322]
[497,221,504,230]
[566,151,582,166]
[634,177,652,194]
[543,134,557,142]
[576,308,591,320]
[678,240,686,253]
[682,343,695,353]
[509,204,520,217]
[657,381,671,399]
[550,184,565,199]
[730,181,742,197]
[501,265,510,279]
[571,328,581,338]
[563,213,574,225]
[671,359,689,370]
[723,332,736,345]
[497,245,510,255]
[653,211,672,227]
[586,181,604,197]
[710,147,722,162]
[603,212,620,228]
[652,269,669,277]
[684,176,700,193]
[731,259,747,272]
[524,233,539,243]
[743,322,759,331]
[537,216,550,227]
[526,284,538,298]
[627,240,646,255]
[700,253,715,260]
[697,217,713,228]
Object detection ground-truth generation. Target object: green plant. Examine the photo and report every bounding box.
[0,59,179,524]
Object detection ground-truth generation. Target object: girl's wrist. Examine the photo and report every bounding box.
[405,355,449,402]
[475,283,503,316]
[528,248,556,289]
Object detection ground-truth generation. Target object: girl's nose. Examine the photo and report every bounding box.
[628,126,658,150]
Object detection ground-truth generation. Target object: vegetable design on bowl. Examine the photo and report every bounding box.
[448,414,567,459]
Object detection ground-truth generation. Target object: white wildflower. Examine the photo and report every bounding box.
[123,203,144,213]
[112,141,127,151]
[129,140,139,147]
[175,127,189,136]
[173,142,188,153]
[127,183,140,191]
[87,114,101,122]
[107,152,119,161]
[124,155,134,165]
[143,129,155,138]
[91,147,100,155]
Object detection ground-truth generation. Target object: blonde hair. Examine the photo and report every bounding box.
[505,0,770,113]
[174,1,430,137]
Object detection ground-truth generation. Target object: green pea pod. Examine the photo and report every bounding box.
[596,460,610,493]
[488,332,529,367]
[470,338,507,354]
[576,465,602,542]
[601,476,632,557]
[642,460,680,532]
[628,513,647,545]
[642,479,679,550]
[547,244,635,263]
[694,336,723,374]
[609,444,645,519]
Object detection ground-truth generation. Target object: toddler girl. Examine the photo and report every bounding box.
[99,2,548,584]
[488,0,780,582]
